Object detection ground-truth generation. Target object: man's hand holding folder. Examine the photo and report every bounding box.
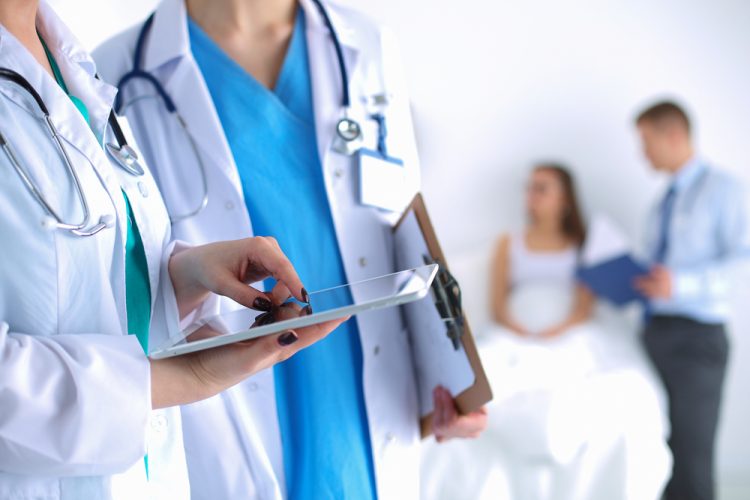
[576,254,650,306]
[633,265,673,300]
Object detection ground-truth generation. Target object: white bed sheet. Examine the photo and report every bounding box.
[420,285,672,500]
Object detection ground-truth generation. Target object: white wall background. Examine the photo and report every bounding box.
[48,0,750,496]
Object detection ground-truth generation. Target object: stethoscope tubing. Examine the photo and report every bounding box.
[0,67,140,236]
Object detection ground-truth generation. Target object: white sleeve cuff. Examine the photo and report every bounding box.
[673,269,702,299]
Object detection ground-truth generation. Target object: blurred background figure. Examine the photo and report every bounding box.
[491,164,593,339]
[421,162,671,500]
[634,101,749,500]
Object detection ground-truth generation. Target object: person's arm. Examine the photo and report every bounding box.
[0,318,344,476]
[538,284,595,338]
[636,180,750,301]
[674,182,749,298]
[490,235,530,335]
[151,236,344,409]
[0,237,344,476]
[0,324,154,476]
[150,316,344,409]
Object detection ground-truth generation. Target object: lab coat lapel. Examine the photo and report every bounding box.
[143,0,246,201]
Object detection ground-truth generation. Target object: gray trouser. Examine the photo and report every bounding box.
[643,315,729,500]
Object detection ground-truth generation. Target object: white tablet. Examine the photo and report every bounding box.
[149,263,439,359]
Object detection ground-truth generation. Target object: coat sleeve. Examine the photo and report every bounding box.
[672,177,750,300]
[0,324,150,476]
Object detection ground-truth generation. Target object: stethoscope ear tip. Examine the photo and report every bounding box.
[101,214,116,228]
[40,216,57,231]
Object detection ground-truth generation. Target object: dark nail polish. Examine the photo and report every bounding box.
[303,304,313,316]
[253,297,272,311]
[258,312,276,326]
[250,312,270,328]
[278,331,298,346]
[301,288,309,303]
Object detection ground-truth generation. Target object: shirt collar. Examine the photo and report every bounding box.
[36,1,96,76]
[299,0,360,49]
[671,156,705,193]
[143,0,190,72]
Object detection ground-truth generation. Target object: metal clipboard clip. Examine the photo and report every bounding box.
[423,255,465,350]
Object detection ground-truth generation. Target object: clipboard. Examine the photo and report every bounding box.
[393,193,493,437]
[576,254,649,306]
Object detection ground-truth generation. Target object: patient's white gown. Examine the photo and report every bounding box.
[420,235,672,500]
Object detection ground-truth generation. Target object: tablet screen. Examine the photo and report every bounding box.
[150,263,438,358]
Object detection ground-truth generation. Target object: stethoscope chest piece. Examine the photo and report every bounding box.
[337,117,361,142]
[106,142,145,177]
[332,116,363,155]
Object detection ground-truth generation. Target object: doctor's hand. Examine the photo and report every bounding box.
[151,316,348,409]
[431,385,488,443]
[151,318,348,409]
[634,265,673,300]
[168,236,307,319]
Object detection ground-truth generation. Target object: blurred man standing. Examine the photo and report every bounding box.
[634,101,748,500]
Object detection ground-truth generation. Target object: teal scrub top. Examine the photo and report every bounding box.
[41,38,152,353]
[190,10,377,499]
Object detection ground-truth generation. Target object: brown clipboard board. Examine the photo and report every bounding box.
[394,193,493,438]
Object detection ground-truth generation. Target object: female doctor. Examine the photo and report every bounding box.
[95,0,487,498]
[0,1,344,498]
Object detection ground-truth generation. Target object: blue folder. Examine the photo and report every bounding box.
[576,254,650,306]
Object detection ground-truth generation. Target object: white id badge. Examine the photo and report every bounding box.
[358,149,406,211]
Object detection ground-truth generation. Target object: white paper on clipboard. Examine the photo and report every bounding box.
[394,210,475,416]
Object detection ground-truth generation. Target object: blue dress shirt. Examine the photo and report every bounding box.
[189,10,377,499]
[645,157,749,323]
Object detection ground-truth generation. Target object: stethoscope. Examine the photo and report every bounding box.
[113,12,209,224]
[0,67,148,237]
[113,0,369,222]
[308,0,364,152]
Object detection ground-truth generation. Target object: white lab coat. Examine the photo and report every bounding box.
[0,3,190,499]
[94,0,423,498]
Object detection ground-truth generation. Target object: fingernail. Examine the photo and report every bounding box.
[258,312,276,326]
[250,312,270,328]
[303,304,313,316]
[278,331,298,346]
[301,288,309,303]
[253,297,272,311]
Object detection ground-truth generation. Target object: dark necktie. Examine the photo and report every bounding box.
[654,185,677,263]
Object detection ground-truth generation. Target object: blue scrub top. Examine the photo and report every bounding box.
[189,10,377,500]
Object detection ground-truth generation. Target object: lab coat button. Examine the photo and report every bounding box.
[385,432,396,444]
[247,382,258,391]
[225,201,235,211]
[334,168,344,178]
[358,257,367,267]
[151,415,167,433]
[137,181,149,197]
[373,345,380,356]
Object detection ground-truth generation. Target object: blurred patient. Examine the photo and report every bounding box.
[491,164,593,338]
